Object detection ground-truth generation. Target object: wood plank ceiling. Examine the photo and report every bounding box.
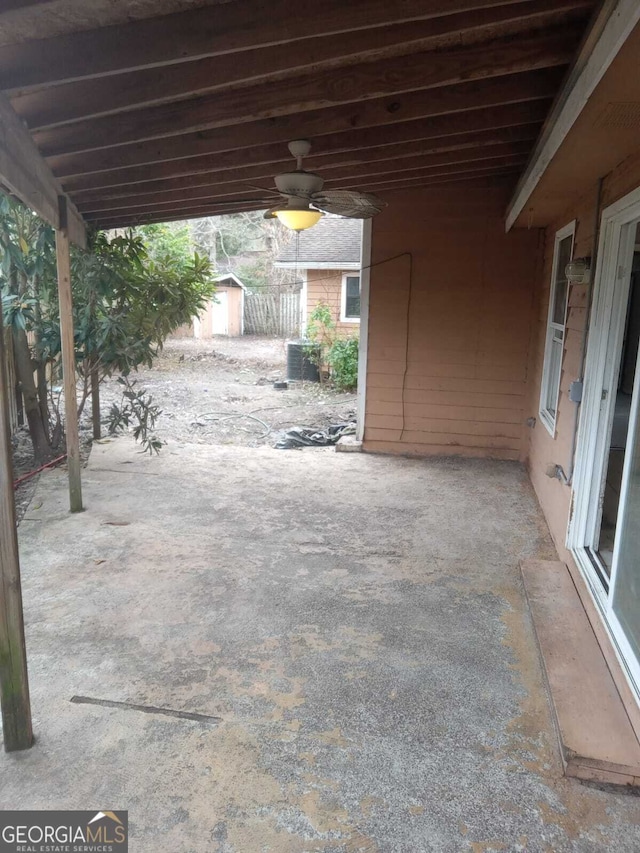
[0,0,600,230]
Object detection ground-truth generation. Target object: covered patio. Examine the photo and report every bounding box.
[4,3,640,846]
[0,0,612,753]
[2,437,640,850]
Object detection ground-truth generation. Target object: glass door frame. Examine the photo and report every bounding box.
[568,185,640,696]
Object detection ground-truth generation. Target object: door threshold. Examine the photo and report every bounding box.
[521,559,640,787]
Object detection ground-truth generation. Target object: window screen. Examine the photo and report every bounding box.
[539,226,575,434]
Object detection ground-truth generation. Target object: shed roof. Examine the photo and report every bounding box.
[0,0,604,235]
[276,217,362,269]
[216,272,245,289]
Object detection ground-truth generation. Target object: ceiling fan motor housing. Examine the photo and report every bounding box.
[274,170,324,197]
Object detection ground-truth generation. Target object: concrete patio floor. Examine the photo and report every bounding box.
[2,439,640,852]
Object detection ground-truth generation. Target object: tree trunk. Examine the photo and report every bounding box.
[90,358,101,439]
[15,384,24,428]
[33,274,50,436]
[12,327,51,461]
[36,361,49,433]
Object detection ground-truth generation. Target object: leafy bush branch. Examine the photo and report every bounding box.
[0,194,216,459]
[107,377,164,455]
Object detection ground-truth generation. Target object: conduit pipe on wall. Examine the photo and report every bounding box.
[555,176,604,486]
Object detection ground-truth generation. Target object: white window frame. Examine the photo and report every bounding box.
[340,273,361,323]
[539,220,576,436]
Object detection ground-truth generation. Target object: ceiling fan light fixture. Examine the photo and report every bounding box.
[265,139,386,229]
[275,208,323,231]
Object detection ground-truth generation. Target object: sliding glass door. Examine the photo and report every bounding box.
[570,189,640,694]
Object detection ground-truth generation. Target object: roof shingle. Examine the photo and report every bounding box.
[276,217,362,267]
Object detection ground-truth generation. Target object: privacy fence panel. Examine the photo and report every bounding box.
[244,291,301,337]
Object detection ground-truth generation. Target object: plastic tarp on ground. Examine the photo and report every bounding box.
[275,422,356,449]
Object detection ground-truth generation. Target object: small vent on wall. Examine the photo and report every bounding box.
[593,102,640,130]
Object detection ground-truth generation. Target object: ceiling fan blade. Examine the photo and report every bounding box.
[310,190,386,219]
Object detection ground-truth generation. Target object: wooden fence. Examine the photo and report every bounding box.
[244,291,301,337]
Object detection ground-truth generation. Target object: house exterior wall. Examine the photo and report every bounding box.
[306,268,360,335]
[363,185,541,460]
[527,148,640,566]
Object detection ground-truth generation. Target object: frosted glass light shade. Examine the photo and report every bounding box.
[275,209,323,231]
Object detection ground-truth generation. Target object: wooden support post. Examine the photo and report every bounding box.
[90,359,101,440]
[0,296,33,752]
[55,197,83,513]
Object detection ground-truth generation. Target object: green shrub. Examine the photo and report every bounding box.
[328,336,359,390]
[305,302,358,390]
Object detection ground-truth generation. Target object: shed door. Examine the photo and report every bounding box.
[211,292,228,335]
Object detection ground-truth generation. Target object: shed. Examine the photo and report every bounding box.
[199,272,245,337]
[176,272,246,339]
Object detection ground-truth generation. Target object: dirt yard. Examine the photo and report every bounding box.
[100,335,358,449]
[10,336,355,522]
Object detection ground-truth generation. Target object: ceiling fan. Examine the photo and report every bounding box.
[262,139,387,231]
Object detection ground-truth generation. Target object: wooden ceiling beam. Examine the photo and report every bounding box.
[355,157,533,190]
[77,189,261,215]
[59,96,551,190]
[337,167,523,194]
[71,124,542,202]
[343,168,523,195]
[81,155,528,220]
[49,68,563,179]
[88,163,524,229]
[34,31,577,158]
[314,165,524,198]
[334,158,527,189]
[12,0,591,130]
[329,148,530,185]
[93,204,276,230]
[0,0,54,11]
[89,198,272,223]
[76,142,534,214]
[0,0,533,91]
[0,92,85,246]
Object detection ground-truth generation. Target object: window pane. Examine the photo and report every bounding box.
[612,392,640,663]
[552,235,572,325]
[345,276,360,318]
